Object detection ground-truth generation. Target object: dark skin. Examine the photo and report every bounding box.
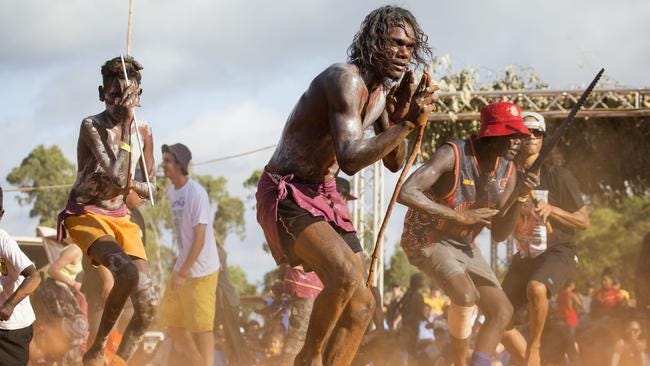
[397,134,538,366]
[71,77,154,211]
[267,24,437,180]
[74,75,156,365]
[266,23,437,366]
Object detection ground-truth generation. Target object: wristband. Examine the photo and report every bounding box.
[516,195,529,203]
[119,142,131,153]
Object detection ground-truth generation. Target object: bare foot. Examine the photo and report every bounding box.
[82,349,106,366]
[108,355,128,366]
[525,346,541,366]
[294,352,323,366]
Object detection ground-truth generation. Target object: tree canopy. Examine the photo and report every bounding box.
[575,196,650,291]
[6,145,75,227]
[384,242,419,291]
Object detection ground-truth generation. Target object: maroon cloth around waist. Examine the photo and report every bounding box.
[255,171,356,265]
[56,200,128,241]
[283,267,324,300]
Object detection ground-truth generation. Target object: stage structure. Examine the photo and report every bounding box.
[351,159,385,295]
[350,87,650,279]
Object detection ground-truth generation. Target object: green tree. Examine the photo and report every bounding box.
[384,242,418,292]
[228,265,257,296]
[243,169,263,190]
[575,196,650,291]
[193,173,246,244]
[243,169,263,206]
[6,145,75,226]
[213,196,245,244]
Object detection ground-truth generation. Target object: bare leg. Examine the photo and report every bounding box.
[475,285,514,356]
[196,331,215,366]
[439,273,479,366]
[525,280,548,366]
[83,238,139,366]
[115,259,158,361]
[323,282,376,365]
[502,328,527,365]
[292,222,366,366]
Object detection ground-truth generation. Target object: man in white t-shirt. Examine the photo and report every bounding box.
[0,185,42,365]
[159,143,220,366]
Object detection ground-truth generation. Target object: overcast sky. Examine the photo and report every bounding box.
[1,0,648,284]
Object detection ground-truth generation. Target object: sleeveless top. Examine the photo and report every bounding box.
[401,138,514,258]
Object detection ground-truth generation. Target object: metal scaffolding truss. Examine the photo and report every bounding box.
[429,88,650,121]
[351,161,385,293]
[490,236,515,276]
[429,87,650,270]
[351,87,650,282]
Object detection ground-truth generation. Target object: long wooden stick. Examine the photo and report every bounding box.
[120,54,155,205]
[126,0,134,56]
[366,124,426,288]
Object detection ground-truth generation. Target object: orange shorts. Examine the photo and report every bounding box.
[64,211,146,261]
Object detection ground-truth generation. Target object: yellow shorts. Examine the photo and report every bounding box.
[64,211,147,261]
[158,272,218,333]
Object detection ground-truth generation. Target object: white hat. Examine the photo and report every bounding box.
[521,111,546,132]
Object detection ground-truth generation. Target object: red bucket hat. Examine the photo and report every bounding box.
[477,102,531,139]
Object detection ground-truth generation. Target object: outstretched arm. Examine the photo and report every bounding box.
[397,144,499,228]
[397,144,457,220]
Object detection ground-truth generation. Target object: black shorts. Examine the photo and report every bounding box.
[0,325,33,366]
[277,194,362,267]
[502,244,577,311]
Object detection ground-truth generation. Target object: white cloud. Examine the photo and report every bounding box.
[2,0,649,282]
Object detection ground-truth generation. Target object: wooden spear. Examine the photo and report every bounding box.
[120,1,155,205]
[120,53,154,205]
[126,0,134,56]
[366,123,426,288]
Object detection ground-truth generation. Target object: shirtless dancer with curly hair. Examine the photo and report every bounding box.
[256,6,437,366]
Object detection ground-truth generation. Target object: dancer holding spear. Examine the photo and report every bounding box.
[56,53,158,365]
[57,1,159,363]
[256,6,437,365]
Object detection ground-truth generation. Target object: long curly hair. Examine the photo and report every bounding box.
[101,55,143,85]
[348,6,432,75]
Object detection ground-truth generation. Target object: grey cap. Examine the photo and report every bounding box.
[162,143,192,175]
[521,111,546,132]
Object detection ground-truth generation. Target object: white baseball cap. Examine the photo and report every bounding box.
[521,111,546,133]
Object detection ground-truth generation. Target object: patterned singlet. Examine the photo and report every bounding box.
[400,138,514,257]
